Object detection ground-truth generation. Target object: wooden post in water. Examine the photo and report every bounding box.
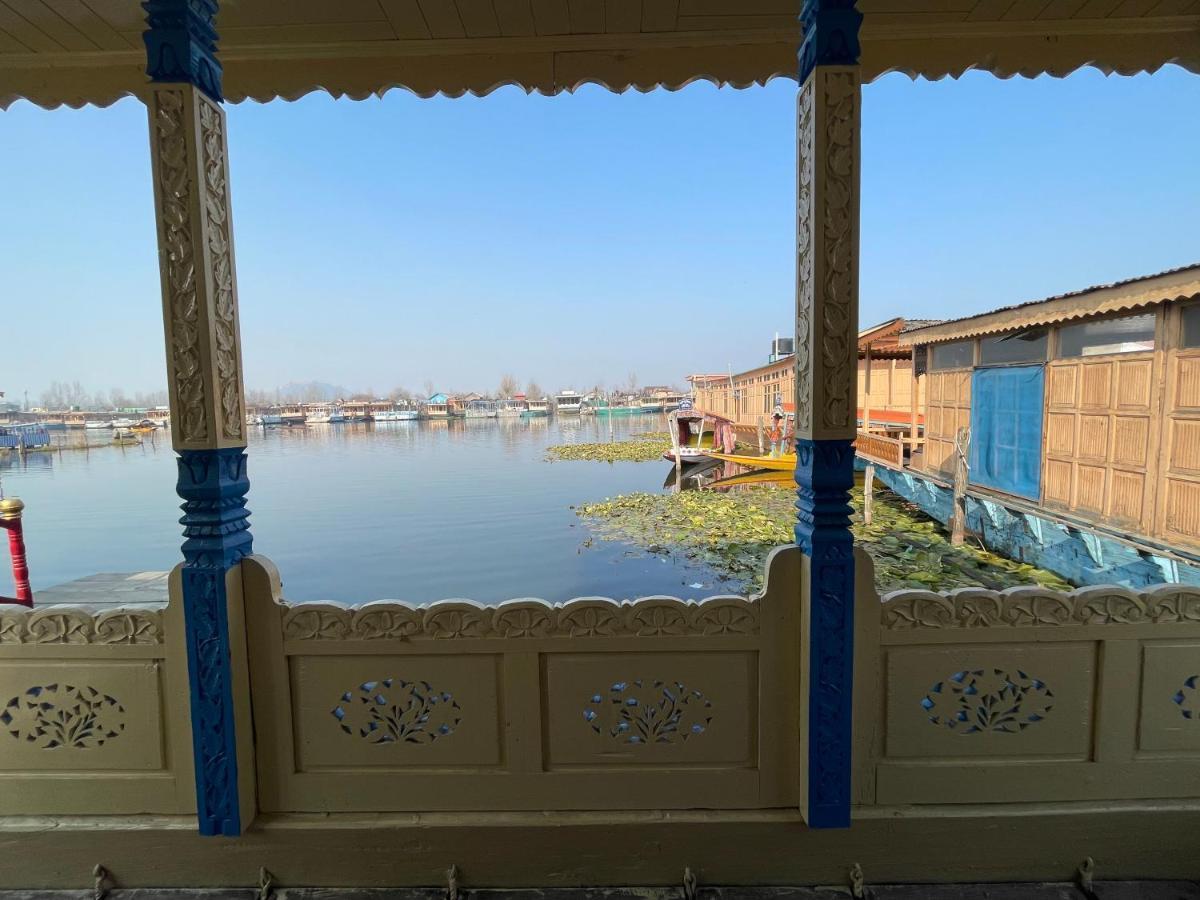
[950,426,969,546]
[863,462,874,525]
[757,416,765,455]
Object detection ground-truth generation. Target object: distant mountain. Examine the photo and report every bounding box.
[276,381,348,402]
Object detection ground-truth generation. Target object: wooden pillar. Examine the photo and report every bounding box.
[793,0,862,830]
[910,363,920,458]
[862,342,872,434]
[144,0,253,837]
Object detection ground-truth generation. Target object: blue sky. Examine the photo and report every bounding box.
[3,66,1198,402]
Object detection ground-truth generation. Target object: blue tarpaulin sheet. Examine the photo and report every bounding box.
[968,365,1044,500]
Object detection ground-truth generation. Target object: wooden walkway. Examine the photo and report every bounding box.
[32,571,169,607]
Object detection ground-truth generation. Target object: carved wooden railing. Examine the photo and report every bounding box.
[854,430,905,468]
[242,548,803,814]
[855,584,1200,807]
[0,591,195,815]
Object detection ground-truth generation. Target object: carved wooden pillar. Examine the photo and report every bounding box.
[793,0,862,829]
[144,0,253,837]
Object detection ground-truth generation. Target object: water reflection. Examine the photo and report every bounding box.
[3,415,733,604]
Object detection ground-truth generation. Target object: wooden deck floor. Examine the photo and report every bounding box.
[32,571,169,607]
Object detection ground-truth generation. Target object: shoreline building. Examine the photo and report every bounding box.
[873,264,1200,587]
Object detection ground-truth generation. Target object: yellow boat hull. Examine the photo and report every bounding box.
[704,451,796,472]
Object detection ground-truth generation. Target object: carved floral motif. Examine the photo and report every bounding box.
[152,89,208,443]
[332,678,461,744]
[1175,675,1198,721]
[0,608,162,644]
[922,668,1053,734]
[794,77,815,438]
[281,597,759,641]
[197,97,243,441]
[818,70,858,433]
[584,679,712,745]
[882,587,1200,630]
[1,684,126,749]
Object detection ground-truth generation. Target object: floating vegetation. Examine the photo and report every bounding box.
[546,432,669,463]
[575,484,1073,594]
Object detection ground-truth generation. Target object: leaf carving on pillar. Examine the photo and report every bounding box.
[819,71,858,432]
[153,89,208,443]
[794,78,816,438]
[198,97,243,441]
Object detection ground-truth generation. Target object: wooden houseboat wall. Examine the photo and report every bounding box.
[884,265,1200,588]
[690,319,927,438]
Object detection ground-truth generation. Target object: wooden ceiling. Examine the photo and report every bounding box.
[2,0,1197,108]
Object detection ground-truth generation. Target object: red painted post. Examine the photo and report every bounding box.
[0,497,33,607]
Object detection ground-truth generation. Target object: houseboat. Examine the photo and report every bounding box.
[424,394,450,419]
[374,407,419,422]
[640,386,684,413]
[525,397,550,416]
[554,389,583,414]
[305,404,345,424]
[498,399,526,417]
[870,263,1200,589]
[689,327,927,441]
[465,399,498,418]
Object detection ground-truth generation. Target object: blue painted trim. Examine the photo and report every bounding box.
[794,437,855,828]
[872,466,1200,590]
[177,447,251,836]
[799,0,863,83]
[143,0,222,102]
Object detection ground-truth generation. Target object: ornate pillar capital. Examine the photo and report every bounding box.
[142,0,222,102]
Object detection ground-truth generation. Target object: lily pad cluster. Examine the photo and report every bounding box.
[546,432,670,463]
[576,484,1073,595]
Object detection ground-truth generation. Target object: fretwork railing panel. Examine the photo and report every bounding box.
[242,549,802,813]
[864,587,1200,806]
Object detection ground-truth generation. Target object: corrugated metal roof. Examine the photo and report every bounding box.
[899,263,1200,345]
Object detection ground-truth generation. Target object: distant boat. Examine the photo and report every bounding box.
[112,428,141,446]
[465,399,498,419]
[131,419,158,432]
[639,398,665,414]
[84,420,111,430]
[111,417,137,429]
[554,390,583,414]
[306,405,345,424]
[498,399,526,417]
[374,409,418,422]
[524,397,550,417]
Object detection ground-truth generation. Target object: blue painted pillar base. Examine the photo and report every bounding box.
[177,447,251,836]
[795,437,856,828]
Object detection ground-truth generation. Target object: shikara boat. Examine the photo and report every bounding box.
[704,450,796,472]
[664,408,737,466]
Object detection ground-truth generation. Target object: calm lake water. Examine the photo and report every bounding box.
[2,415,740,604]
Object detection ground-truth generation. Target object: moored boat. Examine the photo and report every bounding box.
[374,408,419,422]
[498,399,526,417]
[554,390,582,414]
[524,397,550,417]
[465,399,498,419]
[663,408,738,466]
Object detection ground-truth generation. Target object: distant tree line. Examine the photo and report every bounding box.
[37,371,682,411]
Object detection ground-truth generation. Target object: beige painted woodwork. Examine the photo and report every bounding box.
[920,368,972,477]
[146,84,247,451]
[1043,343,1160,532]
[0,592,195,815]
[867,585,1200,805]
[242,548,801,813]
[1159,301,1200,547]
[2,0,1199,109]
[795,65,860,442]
